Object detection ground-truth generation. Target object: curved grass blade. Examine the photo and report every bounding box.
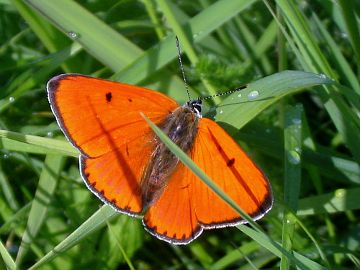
[216,70,333,128]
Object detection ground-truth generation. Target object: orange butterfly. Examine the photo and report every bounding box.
[47,74,272,244]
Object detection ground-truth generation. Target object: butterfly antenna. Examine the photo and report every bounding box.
[175,36,192,101]
[200,85,247,101]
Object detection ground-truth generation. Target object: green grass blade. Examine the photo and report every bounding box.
[0,130,77,157]
[113,0,256,84]
[298,188,360,215]
[0,240,16,270]
[24,0,142,71]
[28,205,117,270]
[216,70,333,128]
[15,154,65,266]
[238,225,327,270]
[281,104,303,270]
[337,0,360,67]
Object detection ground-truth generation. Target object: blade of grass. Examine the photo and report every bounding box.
[0,130,77,157]
[281,104,303,270]
[216,70,333,128]
[105,219,136,270]
[337,0,360,68]
[113,0,257,84]
[275,0,360,164]
[16,154,65,266]
[28,205,117,270]
[0,203,31,235]
[238,225,327,270]
[11,0,75,72]
[298,188,360,215]
[313,14,360,95]
[0,241,15,270]
[24,0,142,71]
[0,161,19,211]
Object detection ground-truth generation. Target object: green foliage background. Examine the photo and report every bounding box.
[0,0,359,269]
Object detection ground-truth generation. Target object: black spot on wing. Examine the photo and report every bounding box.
[105,92,112,102]
[227,158,235,167]
[128,98,132,102]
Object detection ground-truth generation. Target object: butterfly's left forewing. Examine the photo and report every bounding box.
[47,74,179,215]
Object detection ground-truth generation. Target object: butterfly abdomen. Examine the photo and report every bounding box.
[141,105,200,208]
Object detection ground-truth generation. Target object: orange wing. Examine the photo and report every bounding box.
[143,118,272,244]
[143,162,199,244]
[47,74,178,214]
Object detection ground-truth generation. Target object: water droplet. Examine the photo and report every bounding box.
[247,90,259,101]
[287,150,300,165]
[3,153,9,159]
[335,189,345,198]
[340,32,348,38]
[237,93,242,98]
[292,117,302,125]
[219,110,223,114]
[8,96,15,103]
[68,31,79,39]
[47,131,54,137]
[318,73,327,79]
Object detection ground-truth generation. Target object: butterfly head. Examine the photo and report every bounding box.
[185,99,202,118]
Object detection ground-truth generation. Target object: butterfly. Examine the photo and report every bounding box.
[47,74,273,244]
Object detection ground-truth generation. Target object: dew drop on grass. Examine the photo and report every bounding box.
[9,96,15,103]
[287,150,301,165]
[68,31,79,39]
[247,90,259,101]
